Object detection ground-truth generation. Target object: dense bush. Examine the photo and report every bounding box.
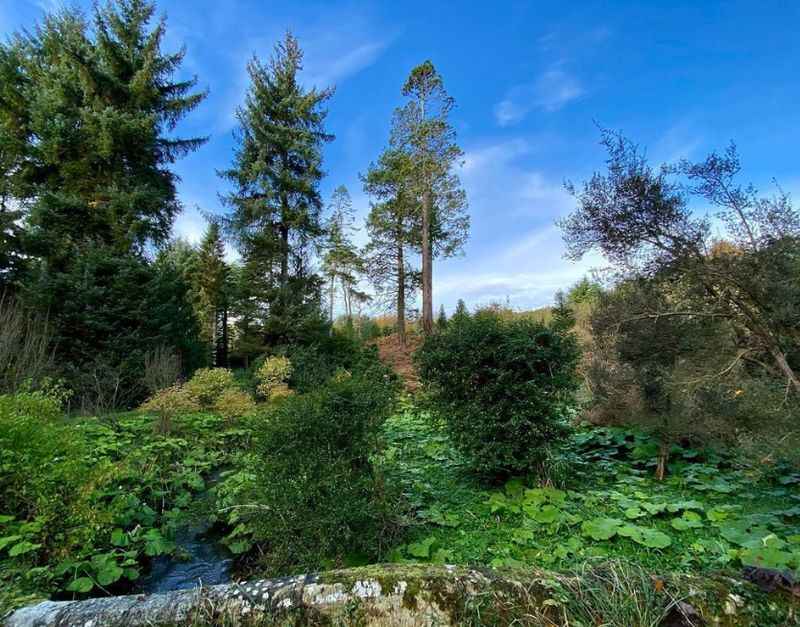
[283,330,387,393]
[0,390,81,518]
[246,368,400,574]
[415,308,580,477]
[255,356,292,399]
[184,367,237,408]
[213,388,257,422]
[140,384,201,433]
[27,245,204,413]
[582,277,796,476]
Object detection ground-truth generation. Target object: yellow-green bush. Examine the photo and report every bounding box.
[213,388,257,422]
[256,356,293,400]
[140,384,200,433]
[184,367,236,408]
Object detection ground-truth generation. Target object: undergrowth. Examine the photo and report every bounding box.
[379,407,800,577]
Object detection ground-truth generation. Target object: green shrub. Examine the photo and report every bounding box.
[415,309,580,477]
[0,390,81,518]
[255,356,293,400]
[213,388,257,422]
[0,390,106,590]
[284,331,369,393]
[184,367,236,408]
[139,384,200,433]
[246,370,400,574]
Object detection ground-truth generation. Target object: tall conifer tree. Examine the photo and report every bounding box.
[322,186,364,323]
[392,61,468,334]
[221,32,333,345]
[194,220,229,366]
[363,149,419,345]
[1,0,206,264]
[0,1,207,405]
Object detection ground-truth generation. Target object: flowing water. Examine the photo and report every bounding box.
[142,477,232,593]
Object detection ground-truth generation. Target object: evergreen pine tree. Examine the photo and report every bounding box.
[0,1,206,405]
[3,1,206,264]
[322,186,364,323]
[436,304,448,330]
[551,290,576,333]
[221,32,333,346]
[362,149,420,346]
[393,61,468,335]
[451,298,470,324]
[194,220,229,366]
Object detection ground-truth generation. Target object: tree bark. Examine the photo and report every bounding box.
[769,344,800,394]
[397,241,406,347]
[655,441,669,481]
[328,275,335,326]
[421,188,433,335]
[219,304,228,368]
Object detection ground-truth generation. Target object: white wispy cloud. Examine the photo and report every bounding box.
[494,64,584,126]
[216,11,394,133]
[652,118,703,164]
[458,138,572,219]
[431,137,604,312]
[304,39,389,90]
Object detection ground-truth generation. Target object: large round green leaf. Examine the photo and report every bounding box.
[581,518,622,541]
[633,528,672,549]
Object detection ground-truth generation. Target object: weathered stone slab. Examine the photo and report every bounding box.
[3,564,797,626]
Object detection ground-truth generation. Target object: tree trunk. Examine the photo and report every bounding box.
[210,308,218,367]
[328,275,335,327]
[421,188,433,335]
[397,243,406,347]
[218,304,228,368]
[655,441,669,481]
[770,344,800,394]
[279,224,289,291]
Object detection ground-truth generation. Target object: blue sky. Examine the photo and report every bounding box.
[4,0,800,312]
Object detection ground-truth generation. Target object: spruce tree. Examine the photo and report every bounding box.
[451,298,470,324]
[550,290,576,333]
[0,1,206,405]
[2,1,206,264]
[194,220,229,366]
[393,61,468,334]
[221,32,333,346]
[436,304,448,330]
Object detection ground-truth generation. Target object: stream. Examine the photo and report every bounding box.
[142,475,232,593]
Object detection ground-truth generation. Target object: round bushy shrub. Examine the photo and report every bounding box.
[247,368,400,573]
[184,367,236,408]
[255,356,292,400]
[140,384,200,433]
[415,309,580,477]
[212,388,257,422]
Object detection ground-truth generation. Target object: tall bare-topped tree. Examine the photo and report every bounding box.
[221,32,333,345]
[392,61,468,334]
[362,149,420,346]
